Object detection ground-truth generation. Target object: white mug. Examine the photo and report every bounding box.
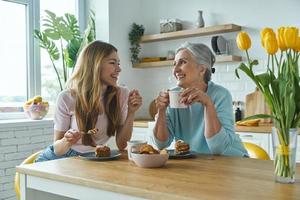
[127,140,147,160]
[169,90,188,108]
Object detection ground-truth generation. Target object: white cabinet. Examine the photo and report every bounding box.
[132,127,148,141]
[147,121,175,149]
[237,131,300,163]
[132,122,164,147]
[236,132,270,157]
[146,121,157,147]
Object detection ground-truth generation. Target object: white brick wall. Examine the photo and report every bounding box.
[212,62,268,101]
[0,119,53,200]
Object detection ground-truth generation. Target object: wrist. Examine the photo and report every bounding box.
[62,137,72,147]
[204,97,213,107]
[126,111,135,119]
[156,109,167,120]
[158,109,166,116]
[53,137,72,156]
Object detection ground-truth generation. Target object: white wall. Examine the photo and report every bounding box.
[87,0,150,119]
[87,0,300,119]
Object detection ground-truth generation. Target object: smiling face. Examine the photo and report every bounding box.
[100,51,121,87]
[173,49,206,88]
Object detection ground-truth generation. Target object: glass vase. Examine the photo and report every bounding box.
[272,127,298,183]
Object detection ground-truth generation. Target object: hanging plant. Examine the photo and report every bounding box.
[128,23,145,63]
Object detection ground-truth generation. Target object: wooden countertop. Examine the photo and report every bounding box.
[134,121,300,134]
[133,120,153,128]
[133,120,274,133]
[17,153,300,200]
[235,123,273,133]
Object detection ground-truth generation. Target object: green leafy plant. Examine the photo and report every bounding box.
[128,23,145,63]
[34,10,96,91]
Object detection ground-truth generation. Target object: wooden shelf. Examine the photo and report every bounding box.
[140,24,241,43]
[215,55,242,62]
[133,60,173,68]
[132,55,242,68]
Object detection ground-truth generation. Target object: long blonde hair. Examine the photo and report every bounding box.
[67,41,121,146]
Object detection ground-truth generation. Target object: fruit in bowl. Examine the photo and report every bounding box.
[23,96,49,120]
[131,144,169,168]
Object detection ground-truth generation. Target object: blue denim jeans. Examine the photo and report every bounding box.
[35,145,80,162]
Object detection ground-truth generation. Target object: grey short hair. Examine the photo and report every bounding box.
[176,42,215,83]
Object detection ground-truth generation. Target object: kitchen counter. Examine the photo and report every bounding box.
[235,123,273,133]
[134,120,300,135]
[133,120,272,133]
[236,123,300,134]
[133,120,152,128]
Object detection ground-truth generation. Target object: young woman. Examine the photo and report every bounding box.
[36,41,142,162]
[153,42,248,157]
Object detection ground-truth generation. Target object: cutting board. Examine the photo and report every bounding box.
[245,88,272,123]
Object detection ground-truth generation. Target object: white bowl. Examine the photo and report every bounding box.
[131,153,169,168]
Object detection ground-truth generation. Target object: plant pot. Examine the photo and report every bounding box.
[272,127,298,183]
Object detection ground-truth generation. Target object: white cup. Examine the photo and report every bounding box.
[127,140,147,160]
[169,90,188,108]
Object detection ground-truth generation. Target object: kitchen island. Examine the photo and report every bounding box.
[16,152,300,200]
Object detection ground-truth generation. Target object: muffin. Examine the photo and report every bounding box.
[175,140,190,155]
[95,145,111,157]
[139,144,159,154]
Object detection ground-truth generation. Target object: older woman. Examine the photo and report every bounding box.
[153,42,248,157]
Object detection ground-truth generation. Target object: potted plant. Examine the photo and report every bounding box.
[128,23,145,63]
[236,27,300,183]
[34,10,96,91]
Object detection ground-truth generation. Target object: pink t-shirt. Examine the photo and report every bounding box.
[54,86,129,153]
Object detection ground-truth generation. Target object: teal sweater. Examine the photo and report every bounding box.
[153,81,248,157]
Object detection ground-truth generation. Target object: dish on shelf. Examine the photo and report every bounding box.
[211,35,228,55]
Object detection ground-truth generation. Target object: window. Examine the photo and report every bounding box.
[40,0,77,117]
[0,0,31,119]
[0,0,84,120]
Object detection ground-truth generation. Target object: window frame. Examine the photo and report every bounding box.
[0,0,86,120]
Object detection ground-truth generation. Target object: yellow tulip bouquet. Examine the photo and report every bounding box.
[236,27,300,183]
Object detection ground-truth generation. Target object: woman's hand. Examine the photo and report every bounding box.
[128,89,143,114]
[63,129,83,146]
[155,91,169,111]
[180,88,212,106]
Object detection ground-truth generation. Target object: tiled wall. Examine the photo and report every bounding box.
[0,119,53,200]
[212,58,267,101]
